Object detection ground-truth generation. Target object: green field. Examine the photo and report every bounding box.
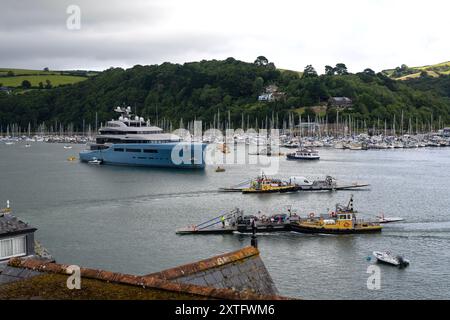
[0,68,59,76]
[0,67,101,88]
[278,68,303,77]
[0,75,88,87]
[383,61,450,80]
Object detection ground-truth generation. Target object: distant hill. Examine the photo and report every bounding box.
[383,61,450,80]
[278,68,303,77]
[0,68,99,89]
[0,58,449,130]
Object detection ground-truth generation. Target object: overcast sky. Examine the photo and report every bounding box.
[1,0,449,73]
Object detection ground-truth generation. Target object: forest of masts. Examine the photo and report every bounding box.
[0,109,447,138]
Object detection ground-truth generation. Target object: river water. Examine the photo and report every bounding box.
[1,142,449,299]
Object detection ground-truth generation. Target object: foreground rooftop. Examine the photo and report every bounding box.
[0,246,288,300]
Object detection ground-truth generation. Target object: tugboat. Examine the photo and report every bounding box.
[0,200,11,214]
[290,195,383,234]
[286,148,320,160]
[242,173,297,194]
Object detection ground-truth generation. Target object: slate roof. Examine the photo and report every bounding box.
[0,213,37,237]
[0,247,289,300]
[0,263,42,286]
[146,246,279,296]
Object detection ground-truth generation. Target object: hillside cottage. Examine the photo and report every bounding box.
[0,87,12,95]
[328,96,353,109]
[258,85,286,102]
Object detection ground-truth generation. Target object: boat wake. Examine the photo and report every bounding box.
[45,190,223,210]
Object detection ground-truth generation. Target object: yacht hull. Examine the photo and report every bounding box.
[79,142,207,169]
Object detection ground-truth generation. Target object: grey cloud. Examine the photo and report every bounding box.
[0,28,232,70]
[0,0,231,69]
[0,0,166,31]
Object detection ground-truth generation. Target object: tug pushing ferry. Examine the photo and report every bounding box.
[290,196,382,234]
[176,196,384,235]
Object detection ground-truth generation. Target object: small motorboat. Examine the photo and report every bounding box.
[373,251,410,268]
[376,214,404,224]
[64,145,73,149]
[67,156,77,162]
[88,158,102,165]
[25,144,31,148]
[215,166,226,172]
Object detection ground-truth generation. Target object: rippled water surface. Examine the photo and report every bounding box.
[1,142,449,299]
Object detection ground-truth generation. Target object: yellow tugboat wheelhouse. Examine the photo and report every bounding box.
[242,173,297,194]
[290,195,382,234]
[0,200,12,214]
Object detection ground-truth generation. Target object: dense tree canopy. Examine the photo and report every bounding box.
[0,58,449,131]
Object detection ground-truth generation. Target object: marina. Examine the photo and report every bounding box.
[2,0,450,308]
[1,141,450,299]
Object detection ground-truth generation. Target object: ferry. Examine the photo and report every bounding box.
[286,148,320,160]
[176,208,299,234]
[79,106,206,169]
[236,212,299,233]
[290,196,382,234]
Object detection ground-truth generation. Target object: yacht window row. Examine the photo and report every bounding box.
[100,130,162,135]
[114,148,159,153]
[97,138,177,144]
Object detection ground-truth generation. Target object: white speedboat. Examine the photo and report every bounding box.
[25,144,31,148]
[373,251,410,268]
[64,145,73,149]
[88,158,102,165]
[376,215,405,224]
